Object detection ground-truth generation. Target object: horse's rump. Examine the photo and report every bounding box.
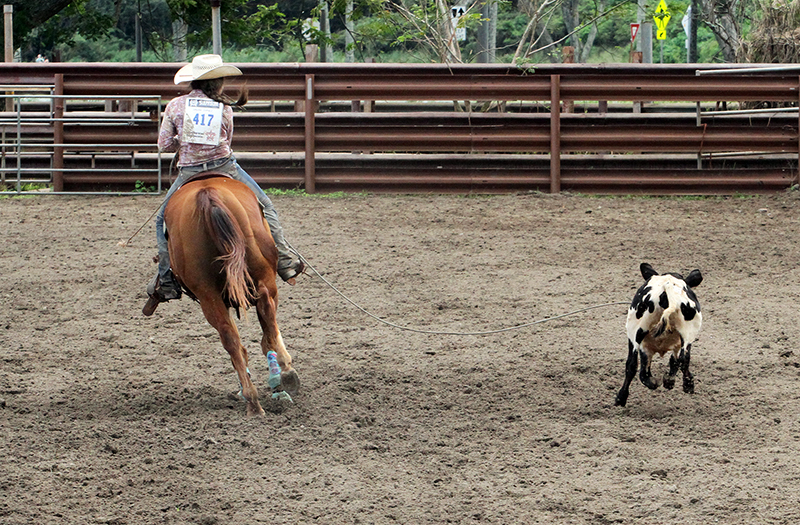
[165,178,276,312]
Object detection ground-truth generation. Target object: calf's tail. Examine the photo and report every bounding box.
[651,286,684,338]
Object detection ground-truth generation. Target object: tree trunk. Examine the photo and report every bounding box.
[578,0,605,62]
[701,0,741,62]
[435,0,461,62]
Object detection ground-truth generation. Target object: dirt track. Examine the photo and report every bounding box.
[2,190,800,524]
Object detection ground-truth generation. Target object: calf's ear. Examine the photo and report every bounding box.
[685,269,703,288]
[640,262,659,281]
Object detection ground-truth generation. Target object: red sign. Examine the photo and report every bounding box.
[630,23,640,42]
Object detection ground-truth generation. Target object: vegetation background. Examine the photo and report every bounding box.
[13,0,796,66]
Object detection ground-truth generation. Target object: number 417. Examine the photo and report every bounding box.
[192,113,214,126]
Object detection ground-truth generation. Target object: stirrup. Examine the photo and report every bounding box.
[277,259,305,284]
[142,273,181,316]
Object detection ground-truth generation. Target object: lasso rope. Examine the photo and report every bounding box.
[118,153,179,247]
[118,185,630,334]
[289,242,629,336]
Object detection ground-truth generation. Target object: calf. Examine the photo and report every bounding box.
[615,263,703,407]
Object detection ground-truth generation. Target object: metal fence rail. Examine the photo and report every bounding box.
[0,85,162,195]
[0,62,797,194]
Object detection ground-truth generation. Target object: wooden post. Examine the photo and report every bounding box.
[550,75,561,194]
[53,74,64,192]
[562,47,574,114]
[363,57,375,113]
[631,51,643,114]
[304,74,316,193]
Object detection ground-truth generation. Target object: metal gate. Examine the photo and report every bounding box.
[0,84,162,195]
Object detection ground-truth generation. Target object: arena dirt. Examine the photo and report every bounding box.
[2,190,800,524]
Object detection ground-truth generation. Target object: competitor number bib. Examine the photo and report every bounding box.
[182,97,223,146]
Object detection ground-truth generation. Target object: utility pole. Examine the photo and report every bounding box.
[637,0,653,63]
[4,4,12,112]
[3,5,11,63]
[477,0,497,63]
[688,0,698,62]
[211,0,222,55]
[135,13,142,61]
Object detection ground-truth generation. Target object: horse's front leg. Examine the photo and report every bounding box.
[201,299,264,416]
[256,287,299,397]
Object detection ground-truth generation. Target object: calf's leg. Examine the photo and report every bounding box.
[662,353,680,390]
[680,344,694,394]
[615,340,638,407]
[638,348,659,390]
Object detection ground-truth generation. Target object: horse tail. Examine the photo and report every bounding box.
[196,187,255,310]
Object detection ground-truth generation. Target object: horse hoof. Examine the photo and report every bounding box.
[281,370,300,396]
[662,376,675,390]
[247,404,266,417]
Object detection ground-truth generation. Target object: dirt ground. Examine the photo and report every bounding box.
[2,189,800,524]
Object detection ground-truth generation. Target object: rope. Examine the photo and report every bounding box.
[289,242,629,336]
[118,197,166,247]
[118,153,179,247]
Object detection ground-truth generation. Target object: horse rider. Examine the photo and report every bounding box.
[145,54,303,312]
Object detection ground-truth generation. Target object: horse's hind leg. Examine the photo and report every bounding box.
[256,286,299,396]
[200,298,265,416]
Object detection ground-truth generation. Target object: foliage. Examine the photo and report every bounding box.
[262,188,365,198]
[22,0,116,61]
[739,0,800,62]
[133,180,156,193]
[15,0,763,65]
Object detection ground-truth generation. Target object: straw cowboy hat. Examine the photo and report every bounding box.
[173,54,242,84]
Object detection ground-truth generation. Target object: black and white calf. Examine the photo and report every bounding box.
[615,263,703,407]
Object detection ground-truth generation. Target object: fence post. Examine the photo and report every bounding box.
[631,52,643,114]
[53,74,64,192]
[304,74,316,194]
[562,47,574,114]
[550,74,561,193]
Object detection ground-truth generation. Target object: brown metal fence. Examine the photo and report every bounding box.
[0,62,798,194]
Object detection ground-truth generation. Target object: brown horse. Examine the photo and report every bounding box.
[153,175,299,416]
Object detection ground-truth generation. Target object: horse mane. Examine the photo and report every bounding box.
[195,187,256,312]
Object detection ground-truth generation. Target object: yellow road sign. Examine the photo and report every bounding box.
[653,0,670,40]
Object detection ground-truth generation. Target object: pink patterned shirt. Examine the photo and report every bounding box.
[158,89,234,167]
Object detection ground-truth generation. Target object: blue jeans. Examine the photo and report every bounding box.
[154,155,289,279]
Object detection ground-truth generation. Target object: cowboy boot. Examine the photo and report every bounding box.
[154,250,181,300]
[143,252,182,316]
[262,206,304,282]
